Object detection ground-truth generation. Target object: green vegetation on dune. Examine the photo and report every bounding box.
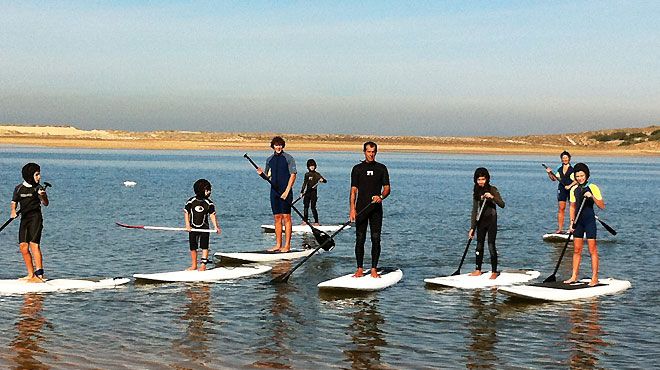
[591,129,659,146]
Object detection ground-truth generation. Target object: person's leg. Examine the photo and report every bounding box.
[199,233,210,271]
[270,214,284,251]
[587,239,599,286]
[557,201,567,233]
[302,196,311,225]
[565,238,584,283]
[281,213,293,252]
[29,242,44,280]
[353,215,369,277]
[470,224,486,276]
[487,220,498,279]
[369,208,383,278]
[19,242,34,279]
[187,232,199,270]
[311,193,319,225]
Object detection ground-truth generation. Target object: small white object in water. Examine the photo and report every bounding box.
[123,181,137,187]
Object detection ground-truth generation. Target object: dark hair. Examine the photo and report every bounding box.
[306,158,317,169]
[573,162,590,180]
[560,150,571,159]
[270,136,286,149]
[22,163,41,186]
[473,167,491,200]
[193,178,212,198]
[363,141,377,152]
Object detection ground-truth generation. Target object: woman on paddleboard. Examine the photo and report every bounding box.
[300,158,327,226]
[564,163,605,286]
[545,151,577,234]
[468,167,505,280]
[10,163,49,282]
[184,179,221,271]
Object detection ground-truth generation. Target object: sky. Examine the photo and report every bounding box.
[0,1,658,136]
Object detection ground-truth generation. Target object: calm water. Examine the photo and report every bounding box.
[0,147,657,369]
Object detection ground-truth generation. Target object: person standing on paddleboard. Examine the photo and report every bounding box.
[10,163,49,283]
[545,151,577,234]
[350,141,390,278]
[184,179,221,271]
[256,136,297,253]
[300,158,327,226]
[564,163,605,286]
[468,167,505,280]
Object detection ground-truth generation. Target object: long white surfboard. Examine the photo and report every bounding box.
[214,249,315,263]
[318,267,403,292]
[261,224,349,234]
[0,277,130,295]
[498,278,631,301]
[424,269,540,289]
[133,265,272,283]
[542,232,573,242]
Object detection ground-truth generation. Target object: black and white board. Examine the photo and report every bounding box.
[498,278,631,301]
[424,269,540,289]
[133,265,272,283]
[214,249,315,263]
[261,224,349,234]
[0,277,130,295]
[318,267,403,292]
[542,232,573,242]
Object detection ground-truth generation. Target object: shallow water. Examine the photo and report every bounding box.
[0,147,657,368]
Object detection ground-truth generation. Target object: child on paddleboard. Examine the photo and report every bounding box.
[468,167,505,280]
[545,151,577,234]
[184,179,221,271]
[300,158,327,226]
[10,163,49,282]
[564,163,605,286]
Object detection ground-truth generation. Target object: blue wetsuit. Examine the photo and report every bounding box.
[555,164,574,202]
[264,152,297,215]
[570,183,602,239]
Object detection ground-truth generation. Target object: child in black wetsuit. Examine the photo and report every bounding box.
[10,163,49,282]
[468,167,505,280]
[184,179,221,271]
[300,159,327,226]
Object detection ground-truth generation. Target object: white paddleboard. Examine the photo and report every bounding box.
[133,265,272,282]
[498,278,631,301]
[424,269,540,289]
[0,277,130,295]
[543,232,573,242]
[214,249,315,263]
[261,224,349,234]
[318,267,403,292]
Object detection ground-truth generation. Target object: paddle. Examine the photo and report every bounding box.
[595,216,617,236]
[543,197,587,283]
[115,222,218,233]
[451,197,488,276]
[270,201,375,284]
[542,163,558,181]
[0,182,51,234]
[244,153,334,251]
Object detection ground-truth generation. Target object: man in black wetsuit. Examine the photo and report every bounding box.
[349,141,390,278]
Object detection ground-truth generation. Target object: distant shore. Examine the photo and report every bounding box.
[0,124,658,156]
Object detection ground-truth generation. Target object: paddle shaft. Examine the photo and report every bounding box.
[116,223,217,233]
[244,154,332,248]
[271,201,375,284]
[544,197,587,283]
[452,198,487,276]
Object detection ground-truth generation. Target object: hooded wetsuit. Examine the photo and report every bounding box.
[184,196,216,250]
[301,170,326,223]
[570,183,602,239]
[12,163,45,244]
[471,185,505,273]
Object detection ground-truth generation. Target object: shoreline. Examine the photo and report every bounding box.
[0,124,658,156]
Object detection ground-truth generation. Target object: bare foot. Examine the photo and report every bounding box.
[267,246,281,252]
[18,275,31,281]
[589,278,599,286]
[563,277,578,284]
[198,264,207,271]
[313,222,320,226]
[279,246,291,253]
[352,268,364,278]
[554,229,563,234]
[186,266,197,271]
[370,268,381,278]
[301,221,308,226]
[489,272,499,280]
[468,270,482,276]
[27,276,45,283]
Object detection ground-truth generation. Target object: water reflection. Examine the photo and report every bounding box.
[171,284,215,369]
[465,290,499,369]
[253,261,295,369]
[10,293,51,370]
[566,300,608,369]
[343,298,386,370]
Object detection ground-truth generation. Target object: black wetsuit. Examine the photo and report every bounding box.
[12,182,44,244]
[351,160,390,269]
[471,185,505,273]
[184,196,216,251]
[301,171,326,224]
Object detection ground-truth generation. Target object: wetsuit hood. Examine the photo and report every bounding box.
[306,158,317,170]
[473,167,490,184]
[573,162,590,180]
[22,163,40,186]
[193,178,212,199]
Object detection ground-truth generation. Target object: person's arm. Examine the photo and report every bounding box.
[300,173,309,194]
[586,185,605,210]
[319,172,327,183]
[546,167,557,181]
[10,201,17,219]
[210,213,221,234]
[183,210,191,231]
[257,157,271,180]
[38,187,48,207]
[373,185,390,203]
[281,173,296,199]
[489,187,505,208]
[569,201,576,231]
[349,186,358,221]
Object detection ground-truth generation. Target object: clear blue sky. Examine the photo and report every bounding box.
[1,1,658,136]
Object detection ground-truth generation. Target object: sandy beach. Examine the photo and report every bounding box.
[0,124,658,156]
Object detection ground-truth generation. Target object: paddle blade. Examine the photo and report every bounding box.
[596,217,617,235]
[270,272,291,284]
[311,228,335,251]
[543,274,556,283]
